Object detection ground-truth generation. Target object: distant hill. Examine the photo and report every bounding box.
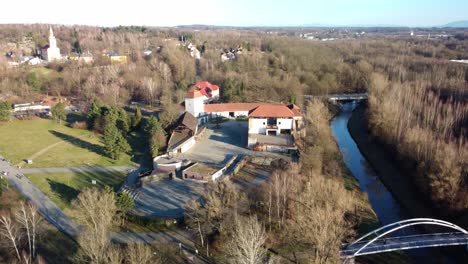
[441,20,468,28]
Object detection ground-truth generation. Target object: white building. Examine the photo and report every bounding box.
[185,81,220,118]
[42,28,61,62]
[204,103,302,135]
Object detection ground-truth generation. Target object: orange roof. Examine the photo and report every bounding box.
[186,81,219,99]
[204,103,261,112]
[249,105,296,118]
[288,104,301,116]
[204,103,302,118]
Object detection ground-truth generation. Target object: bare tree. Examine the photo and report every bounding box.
[0,214,21,261]
[125,243,157,264]
[105,245,123,264]
[72,188,117,263]
[15,202,41,263]
[227,215,267,264]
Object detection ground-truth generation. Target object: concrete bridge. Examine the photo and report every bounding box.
[304,93,368,102]
[341,218,468,263]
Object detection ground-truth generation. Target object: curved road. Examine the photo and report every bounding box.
[0,155,209,263]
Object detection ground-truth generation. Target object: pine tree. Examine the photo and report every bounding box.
[0,102,11,122]
[102,123,131,160]
[87,98,102,128]
[51,102,66,124]
[131,107,142,129]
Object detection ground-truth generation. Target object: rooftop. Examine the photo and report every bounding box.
[186,81,219,99]
[204,102,302,118]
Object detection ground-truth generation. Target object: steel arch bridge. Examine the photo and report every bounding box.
[341,218,468,261]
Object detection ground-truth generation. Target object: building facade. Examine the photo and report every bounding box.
[42,28,61,62]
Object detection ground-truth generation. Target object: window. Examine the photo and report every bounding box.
[278,121,281,125]
[263,122,266,125]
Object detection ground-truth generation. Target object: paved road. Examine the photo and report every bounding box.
[0,155,80,237]
[21,166,136,174]
[0,155,208,263]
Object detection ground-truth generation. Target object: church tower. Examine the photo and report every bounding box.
[45,27,61,61]
[49,28,57,49]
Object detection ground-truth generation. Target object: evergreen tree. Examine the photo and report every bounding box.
[51,102,67,124]
[0,102,11,122]
[221,79,236,102]
[144,116,162,136]
[116,108,130,135]
[102,123,131,160]
[131,107,142,129]
[144,116,166,158]
[87,98,102,128]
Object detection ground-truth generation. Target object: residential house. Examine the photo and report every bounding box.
[68,52,94,64]
[104,52,127,64]
[167,112,199,155]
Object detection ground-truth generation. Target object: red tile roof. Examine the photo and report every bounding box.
[204,103,302,118]
[186,81,219,99]
[204,103,262,113]
[249,105,296,118]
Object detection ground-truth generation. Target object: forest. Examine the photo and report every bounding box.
[0,24,467,263]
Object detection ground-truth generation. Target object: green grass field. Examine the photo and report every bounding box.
[25,170,126,211]
[0,118,139,168]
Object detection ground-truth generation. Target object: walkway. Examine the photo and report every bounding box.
[21,166,135,174]
[1,155,80,237]
[0,155,210,263]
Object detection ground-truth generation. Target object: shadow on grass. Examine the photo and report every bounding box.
[38,229,79,264]
[65,112,87,125]
[47,179,79,205]
[49,130,106,157]
[127,130,152,169]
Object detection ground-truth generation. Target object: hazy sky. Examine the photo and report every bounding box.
[1,0,467,27]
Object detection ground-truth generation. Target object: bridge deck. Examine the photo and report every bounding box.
[304,93,368,101]
[341,232,468,256]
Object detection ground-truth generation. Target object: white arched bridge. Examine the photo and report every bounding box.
[341,218,468,261]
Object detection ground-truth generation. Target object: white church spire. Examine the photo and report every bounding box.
[44,27,61,61]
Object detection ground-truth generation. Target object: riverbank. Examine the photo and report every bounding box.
[348,103,468,262]
[347,104,435,219]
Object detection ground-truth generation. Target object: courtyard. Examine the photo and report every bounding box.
[181,120,286,165]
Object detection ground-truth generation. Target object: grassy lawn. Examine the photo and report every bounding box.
[0,117,140,168]
[187,163,219,175]
[38,228,78,264]
[25,170,126,211]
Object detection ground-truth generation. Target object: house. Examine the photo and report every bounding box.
[104,52,127,63]
[68,52,93,64]
[186,43,201,59]
[167,112,199,155]
[142,49,153,56]
[203,103,302,135]
[20,56,43,65]
[12,101,51,112]
[41,28,61,62]
[184,81,220,118]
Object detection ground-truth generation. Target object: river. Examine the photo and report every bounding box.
[331,102,455,264]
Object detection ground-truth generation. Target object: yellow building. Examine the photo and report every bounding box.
[104,52,127,64]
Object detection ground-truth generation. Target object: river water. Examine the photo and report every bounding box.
[330,102,452,264]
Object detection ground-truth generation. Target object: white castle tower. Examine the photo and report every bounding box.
[45,27,61,61]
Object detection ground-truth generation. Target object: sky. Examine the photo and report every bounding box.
[1,0,467,27]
